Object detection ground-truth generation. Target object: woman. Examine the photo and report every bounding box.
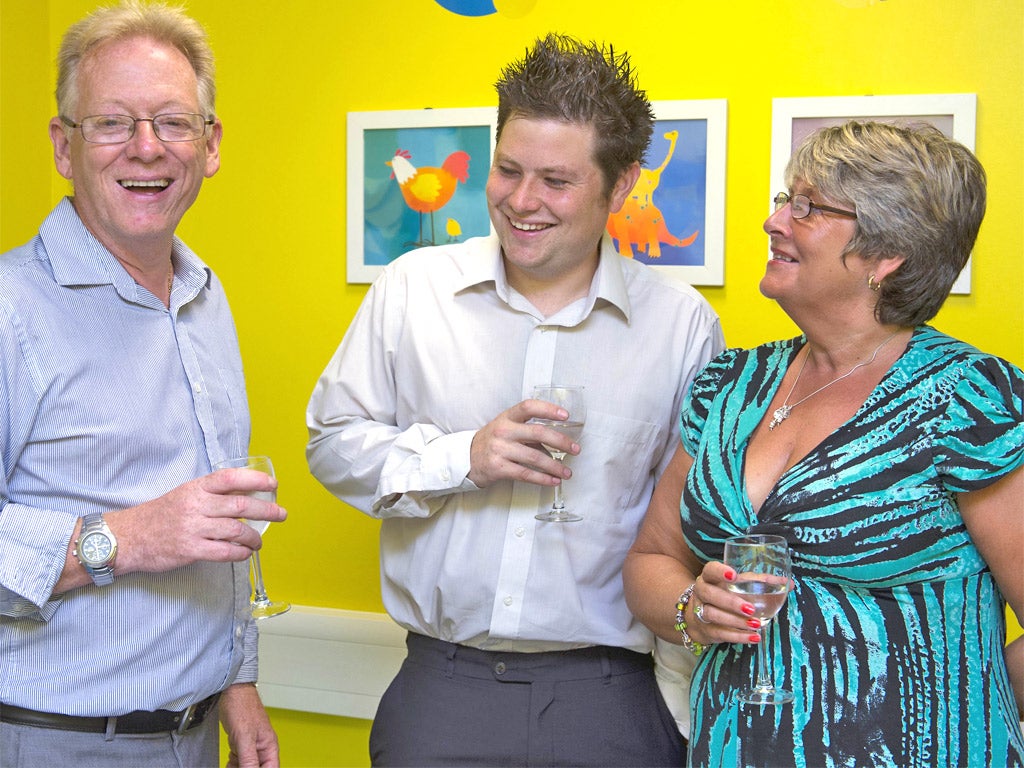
[624,121,1023,768]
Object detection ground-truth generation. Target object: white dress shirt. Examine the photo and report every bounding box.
[307,234,723,653]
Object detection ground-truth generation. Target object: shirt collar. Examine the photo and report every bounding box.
[452,233,632,324]
[591,235,632,322]
[42,197,213,304]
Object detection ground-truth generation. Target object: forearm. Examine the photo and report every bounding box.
[307,417,477,518]
[623,445,703,644]
[52,516,93,594]
[6,505,168,613]
[232,568,260,684]
[37,471,281,605]
[624,550,700,644]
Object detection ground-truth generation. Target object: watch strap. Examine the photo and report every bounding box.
[89,561,115,587]
[75,513,116,586]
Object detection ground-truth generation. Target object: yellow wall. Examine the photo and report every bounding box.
[2,0,1021,765]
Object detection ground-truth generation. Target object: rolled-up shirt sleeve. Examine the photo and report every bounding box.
[307,267,479,519]
[0,501,73,620]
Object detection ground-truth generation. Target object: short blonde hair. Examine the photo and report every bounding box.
[786,121,986,326]
[56,0,216,119]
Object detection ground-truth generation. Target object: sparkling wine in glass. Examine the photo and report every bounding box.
[214,455,290,619]
[724,534,793,705]
[531,385,586,523]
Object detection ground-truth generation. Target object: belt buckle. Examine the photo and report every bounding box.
[175,701,200,734]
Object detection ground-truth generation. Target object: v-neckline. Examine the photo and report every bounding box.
[741,332,912,518]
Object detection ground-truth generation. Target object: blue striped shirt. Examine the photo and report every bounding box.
[0,198,255,715]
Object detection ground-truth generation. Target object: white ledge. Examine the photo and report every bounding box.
[260,606,1024,737]
[256,605,406,720]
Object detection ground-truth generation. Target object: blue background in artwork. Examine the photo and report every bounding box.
[363,125,492,266]
[614,118,708,268]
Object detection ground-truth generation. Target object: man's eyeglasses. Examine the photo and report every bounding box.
[773,192,857,220]
[61,113,214,144]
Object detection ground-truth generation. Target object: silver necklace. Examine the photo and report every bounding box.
[767,332,900,432]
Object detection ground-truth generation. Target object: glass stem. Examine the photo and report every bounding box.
[551,458,565,511]
[755,622,771,690]
[250,552,269,603]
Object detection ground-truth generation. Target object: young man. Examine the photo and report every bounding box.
[308,33,724,766]
[0,3,284,766]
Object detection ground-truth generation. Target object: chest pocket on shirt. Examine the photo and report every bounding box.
[571,409,663,525]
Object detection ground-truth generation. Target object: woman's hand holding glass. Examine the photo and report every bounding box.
[723,534,793,705]
[687,536,794,705]
[683,562,768,646]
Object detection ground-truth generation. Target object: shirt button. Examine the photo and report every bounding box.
[494,661,507,675]
[193,383,202,394]
[514,527,526,537]
[503,595,513,606]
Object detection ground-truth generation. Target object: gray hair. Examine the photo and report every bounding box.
[494,33,654,196]
[786,120,986,326]
[56,0,216,119]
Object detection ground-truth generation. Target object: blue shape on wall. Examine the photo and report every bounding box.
[434,0,497,16]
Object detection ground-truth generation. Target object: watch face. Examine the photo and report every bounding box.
[81,532,113,565]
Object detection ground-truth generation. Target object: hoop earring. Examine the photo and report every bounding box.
[867,274,881,292]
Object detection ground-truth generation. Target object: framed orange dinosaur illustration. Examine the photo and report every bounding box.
[605,99,727,286]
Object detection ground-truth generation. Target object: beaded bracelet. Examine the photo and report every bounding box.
[675,582,705,656]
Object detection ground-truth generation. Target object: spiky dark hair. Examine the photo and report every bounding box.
[494,33,654,194]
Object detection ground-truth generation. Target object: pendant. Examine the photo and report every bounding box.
[768,405,791,431]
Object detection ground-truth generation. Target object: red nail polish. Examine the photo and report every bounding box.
[741,604,755,616]
[749,634,762,643]
[725,569,737,582]
[747,619,761,629]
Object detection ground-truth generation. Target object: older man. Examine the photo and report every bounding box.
[0,2,284,766]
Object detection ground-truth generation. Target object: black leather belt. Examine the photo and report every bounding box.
[0,692,219,735]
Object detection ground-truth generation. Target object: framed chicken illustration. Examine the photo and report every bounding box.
[347,107,497,283]
[606,99,727,286]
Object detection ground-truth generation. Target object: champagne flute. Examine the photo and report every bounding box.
[214,455,290,619]
[724,534,793,705]
[531,385,586,522]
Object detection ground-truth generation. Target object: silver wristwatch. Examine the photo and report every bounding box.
[74,513,117,586]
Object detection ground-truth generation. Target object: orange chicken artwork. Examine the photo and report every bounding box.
[387,148,470,247]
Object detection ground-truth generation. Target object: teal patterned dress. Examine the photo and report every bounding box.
[680,326,1024,768]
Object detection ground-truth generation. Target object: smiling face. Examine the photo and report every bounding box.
[486,116,636,291]
[760,181,875,317]
[49,35,221,263]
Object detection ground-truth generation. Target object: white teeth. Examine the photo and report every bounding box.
[510,220,549,231]
[120,179,169,189]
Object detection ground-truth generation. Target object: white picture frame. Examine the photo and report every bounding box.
[770,94,977,294]
[606,99,728,286]
[346,107,497,284]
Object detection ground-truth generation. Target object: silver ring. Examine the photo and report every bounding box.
[694,602,712,624]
